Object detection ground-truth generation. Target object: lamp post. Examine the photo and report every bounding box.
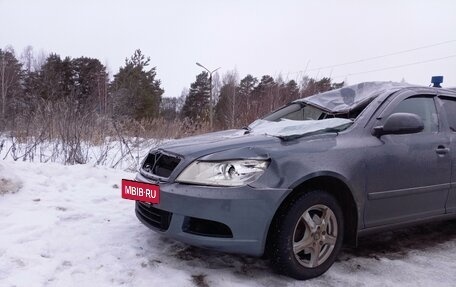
[196,62,220,129]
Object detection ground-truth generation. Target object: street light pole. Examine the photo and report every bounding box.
[196,62,220,130]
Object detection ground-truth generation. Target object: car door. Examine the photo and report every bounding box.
[364,93,451,227]
[437,95,456,213]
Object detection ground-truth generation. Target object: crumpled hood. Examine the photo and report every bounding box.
[157,117,352,158]
[158,129,281,157]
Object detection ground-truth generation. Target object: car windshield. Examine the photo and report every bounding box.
[263,103,326,121]
[248,103,353,139]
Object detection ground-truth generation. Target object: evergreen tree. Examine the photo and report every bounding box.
[236,74,258,125]
[19,47,43,119]
[181,71,210,123]
[252,75,277,117]
[279,79,300,103]
[0,48,23,123]
[71,57,108,113]
[238,75,257,100]
[300,77,336,97]
[110,49,163,120]
[38,54,73,101]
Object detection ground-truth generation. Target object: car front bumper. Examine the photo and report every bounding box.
[134,172,289,256]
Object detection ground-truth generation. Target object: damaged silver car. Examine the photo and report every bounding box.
[128,81,456,279]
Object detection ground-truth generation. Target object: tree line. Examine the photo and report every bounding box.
[0,45,344,139]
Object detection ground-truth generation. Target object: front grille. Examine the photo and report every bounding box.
[142,151,181,178]
[136,202,172,231]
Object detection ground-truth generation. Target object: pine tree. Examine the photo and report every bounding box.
[236,74,258,125]
[181,71,210,123]
[251,75,277,117]
[280,79,300,103]
[71,57,108,113]
[0,48,23,123]
[38,54,73,101]
[110,49,163,120]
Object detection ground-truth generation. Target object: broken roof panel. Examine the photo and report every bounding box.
[296,81,406,113]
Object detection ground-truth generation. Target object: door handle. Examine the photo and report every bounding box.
[435,145,450,155]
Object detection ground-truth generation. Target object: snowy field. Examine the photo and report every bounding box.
[0,135,164,171]
[1,159,456,287]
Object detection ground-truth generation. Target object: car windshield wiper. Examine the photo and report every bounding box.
[277,129,339,141]
[277,123,353,141]
[242,126,252,134]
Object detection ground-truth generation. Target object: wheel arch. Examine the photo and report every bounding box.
[265,172,360,256]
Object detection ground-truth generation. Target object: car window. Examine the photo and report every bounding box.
[389,96,438,132]
[284,105,325,120]
[263,103,325,121]
[440,97,456,132]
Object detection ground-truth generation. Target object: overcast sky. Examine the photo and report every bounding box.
[1,0,455,98]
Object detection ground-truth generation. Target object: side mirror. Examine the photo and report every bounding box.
[373,112,424,136]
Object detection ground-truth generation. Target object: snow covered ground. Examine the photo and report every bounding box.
[1,160,456,287]
[0,135,164,171]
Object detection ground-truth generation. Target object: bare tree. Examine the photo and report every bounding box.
[177,88,188,113]
[214,70,238,129]
[20,45,34,72]
[33,49,47,71]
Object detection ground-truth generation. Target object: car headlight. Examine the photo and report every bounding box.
[175,159,269,187]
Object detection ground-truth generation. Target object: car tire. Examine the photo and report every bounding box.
[269,190,344,280]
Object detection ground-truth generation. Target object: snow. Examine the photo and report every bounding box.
[0,136,163,170]
[249,118,353,138]
[1,159,456,286]
[297,82,405,113]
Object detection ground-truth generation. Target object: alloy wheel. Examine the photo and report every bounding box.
[292,204,338,268]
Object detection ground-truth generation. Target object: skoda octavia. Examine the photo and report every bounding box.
[123,81,456,279]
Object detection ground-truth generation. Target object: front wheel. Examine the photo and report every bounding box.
[269,190,344,280]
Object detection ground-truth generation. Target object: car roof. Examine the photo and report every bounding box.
[294,81,455,113]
